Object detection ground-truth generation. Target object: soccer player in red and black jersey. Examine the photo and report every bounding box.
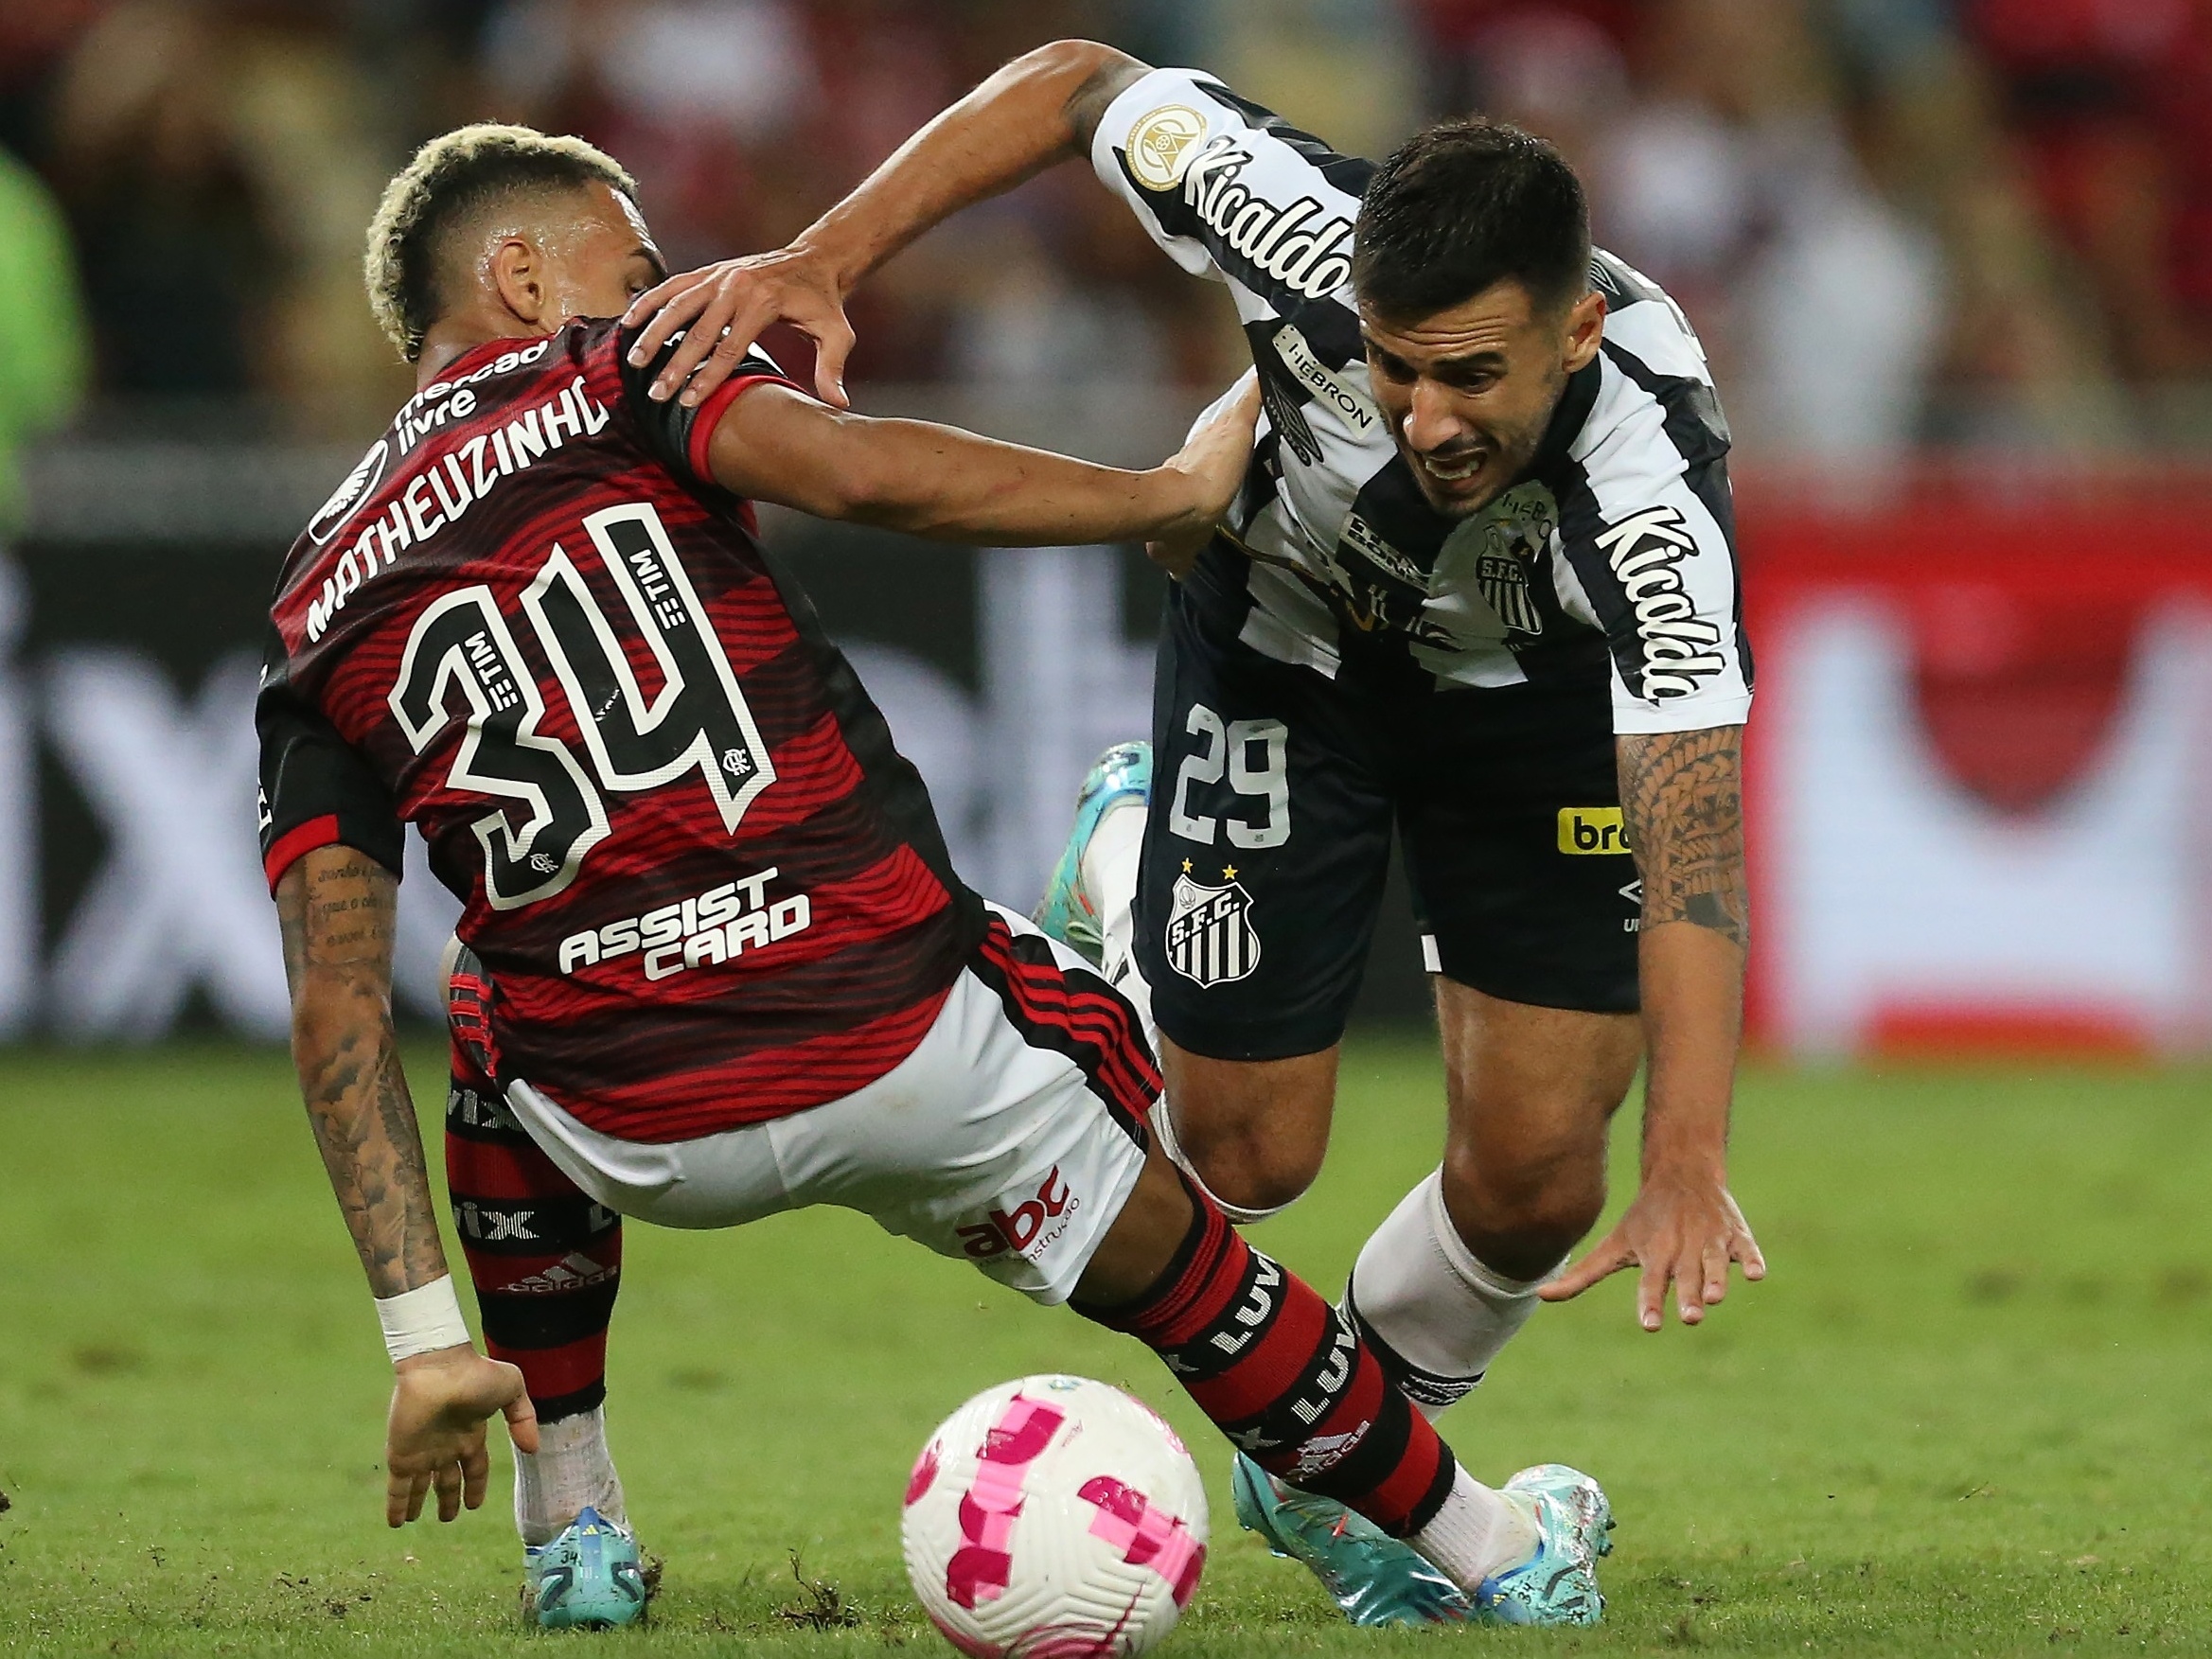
[262,124,1604,1632]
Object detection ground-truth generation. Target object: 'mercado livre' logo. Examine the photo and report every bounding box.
[1126,105,1206,191]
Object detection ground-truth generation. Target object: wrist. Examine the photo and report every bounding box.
[789,221,873,297]
[375,1275,472,1366]
[1640,1141,1727,1186]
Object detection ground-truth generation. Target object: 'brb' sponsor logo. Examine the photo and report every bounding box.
[1177,136,1354,300]
[958,1166,1078,1262]
[557,867,810,982]
[1591,504,1728,699]
[1557,806,1633,855]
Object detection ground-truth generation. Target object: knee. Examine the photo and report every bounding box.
[1180,1121,1321,1218]
[1440,1140,1606,1281]
[1159,1042,1336,1221]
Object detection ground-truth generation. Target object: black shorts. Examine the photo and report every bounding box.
[1134,582,1641,1062]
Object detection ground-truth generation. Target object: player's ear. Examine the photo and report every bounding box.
[1561,289,1605,374]
[489,237,551,329]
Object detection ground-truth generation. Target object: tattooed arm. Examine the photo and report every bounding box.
[275,843,445,1296]
[1544,725,1766,1330]
[275,842,536,1526]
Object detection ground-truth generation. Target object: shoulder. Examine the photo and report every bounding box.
[1572,252,1732,475]
[1093,67,1369,308]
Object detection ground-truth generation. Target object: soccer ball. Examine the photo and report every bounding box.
[901,1374,1210,1658]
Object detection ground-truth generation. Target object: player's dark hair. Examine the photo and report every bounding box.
[365,124,638,362]
[1353,119,1591,322]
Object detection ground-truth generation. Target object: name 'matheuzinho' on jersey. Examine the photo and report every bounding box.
[256,322,985,1143]
[1094,68,1750,737]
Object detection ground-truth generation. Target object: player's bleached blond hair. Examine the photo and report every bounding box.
[365,123,639,362]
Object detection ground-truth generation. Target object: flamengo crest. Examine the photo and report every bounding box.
[1164,874,1262,988]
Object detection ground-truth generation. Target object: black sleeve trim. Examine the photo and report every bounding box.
[257,629,403,891]
[614,322,801,485]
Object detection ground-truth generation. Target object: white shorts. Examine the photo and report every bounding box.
[504,905,1155,1305]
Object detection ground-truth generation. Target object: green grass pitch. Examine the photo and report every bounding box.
[2,1039,2208,1655]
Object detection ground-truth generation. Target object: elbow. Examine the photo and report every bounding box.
[288,980,387,1072]
[1022,38,1135,80]
[811,433,908,526]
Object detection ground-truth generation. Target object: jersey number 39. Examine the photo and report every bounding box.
[388,502,774,909]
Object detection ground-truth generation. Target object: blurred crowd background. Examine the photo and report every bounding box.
[0,0,2203,1054]
[4,0,2212,488]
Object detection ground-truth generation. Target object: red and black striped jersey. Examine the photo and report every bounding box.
[257,318,983,1142]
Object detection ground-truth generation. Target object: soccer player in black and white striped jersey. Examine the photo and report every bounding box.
[631,39,1766,1627]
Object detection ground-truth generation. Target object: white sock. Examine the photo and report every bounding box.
[1081,799,1154,1037]
[1409,1463,1540,1589]
[514,1404,627,1546]
[1345,1169,1557,1420]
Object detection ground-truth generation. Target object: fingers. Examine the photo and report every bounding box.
[1636,1251,1670,1332]
[811,309,855,410]
[1681,1238,1716,1335]
[652,290,751,403]
[386,1465,416,1528]
[461,1433,491,1514]
[1734,1224,1769,1281]
[676,297,779,407]
[434,1456,464,1524]
[1701,1234,1732,1310]
[504,1383,542,1456]
[626,272,717,363]
[1539,1230,1634,1302]
[621,270,682,329]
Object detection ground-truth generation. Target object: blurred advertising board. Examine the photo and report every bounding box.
[1742,475,2212,1058]
[14,434,2211,1053]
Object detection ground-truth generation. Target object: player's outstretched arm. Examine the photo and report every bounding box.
[707,370,1256,547]
[1543,725,1767,1331]
[622,38,1152,408]
[275,845,539,1526]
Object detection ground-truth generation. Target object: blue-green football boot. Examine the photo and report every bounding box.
[1230,1455,1475,1627]
[525,1506,648,1630]
[1474,1464,1614,1627]
[1031,741,1151,967]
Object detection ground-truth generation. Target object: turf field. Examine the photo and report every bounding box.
[2,1040,2207,1656]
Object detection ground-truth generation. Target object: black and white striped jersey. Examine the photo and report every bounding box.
[1091,67,1751,735]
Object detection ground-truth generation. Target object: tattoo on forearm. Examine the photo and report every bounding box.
[275,852,447,1297]
[1617,725,1750,950]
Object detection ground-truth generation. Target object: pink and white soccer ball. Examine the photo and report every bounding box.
[901,1374,1210,1658]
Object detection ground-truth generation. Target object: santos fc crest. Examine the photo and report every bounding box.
[1164,873,1262,988]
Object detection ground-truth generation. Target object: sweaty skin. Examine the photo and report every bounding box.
[619,39,1761,1335]
[1358,283,1604,519]
[288,168,1258,1527]
[618,39,1764,1333]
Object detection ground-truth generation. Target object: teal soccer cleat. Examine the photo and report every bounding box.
[1474,1463,1615,1627]
[1031,741,1152,967]
[525,1506,648,1630]
[1230,1455,1475,1627]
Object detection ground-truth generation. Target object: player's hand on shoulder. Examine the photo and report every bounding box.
[1542,1172,1765,1332]
[1152,370,1261,565]
[383,1346,540,1527]
[623,241,856,411]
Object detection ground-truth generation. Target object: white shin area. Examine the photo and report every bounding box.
[1347,1168,1557,1420]
[514,1403,627,1546]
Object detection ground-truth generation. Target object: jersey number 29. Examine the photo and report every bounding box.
[388,502,775,909]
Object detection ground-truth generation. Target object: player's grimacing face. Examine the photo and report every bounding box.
[1360,280,1605,519]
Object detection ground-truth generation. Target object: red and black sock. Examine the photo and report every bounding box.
[1074,1184,1458,1538]
[444,949,620,1424]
